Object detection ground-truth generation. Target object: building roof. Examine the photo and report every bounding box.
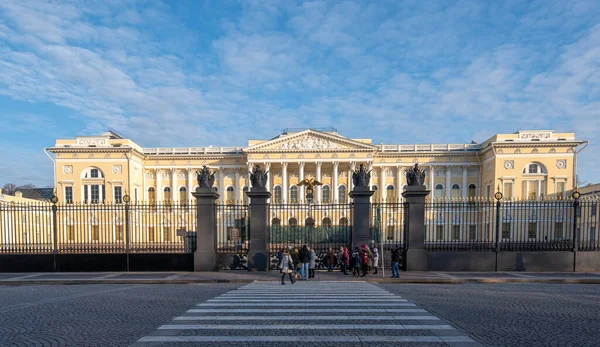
[15,188,55,201]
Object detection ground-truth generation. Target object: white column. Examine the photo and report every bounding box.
[429,165,434,191]
[332,162,339,203]
[368,162,373,188]
[396,165,402,201]
[234,169,240,202]
[282,162,288,203]
[349,162,355,191]
[538,180,542,199]
[264,163,271,192]
[218,167,225,203]
[462,165,468,199]
[316,162,322,203]
[171,168,178,202]
[446,165,451,199]
[298,162,305,202]
[247,163,253,189]
[187,168,193,202]
[380,166,386,201]
[156,169,162,202]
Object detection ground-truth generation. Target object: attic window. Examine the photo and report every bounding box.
[88,145,96,147]
[558,138,566,141]
[531,139,540,141]
[112,143,122,147]
[505,139,513,142]
[64,145,71,148]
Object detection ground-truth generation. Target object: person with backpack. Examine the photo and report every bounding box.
[351,247,361,277]
[279,248,295,285]
[391,246,400,278]
[299,245,311,280]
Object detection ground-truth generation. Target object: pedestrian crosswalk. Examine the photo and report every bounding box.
[131,281,481,346]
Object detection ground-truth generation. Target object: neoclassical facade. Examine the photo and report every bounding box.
[47,129,586,204]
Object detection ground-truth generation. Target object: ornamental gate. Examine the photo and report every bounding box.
[268,203,352,268]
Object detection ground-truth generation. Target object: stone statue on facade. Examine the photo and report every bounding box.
[250,164,269,189]
[352,164,371,188]
[405,163,426,187]
[196,166,215,189]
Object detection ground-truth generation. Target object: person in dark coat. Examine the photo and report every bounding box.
[351,247,361,277]
[299,245,310,280]
[391,247,400,278]
[327,248,336,272]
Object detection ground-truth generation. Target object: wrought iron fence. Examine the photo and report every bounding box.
[0,201,197,254]
[371,201,406,252]
[267,203,352,253]
[216,203,249,254]
[422,198,600,252]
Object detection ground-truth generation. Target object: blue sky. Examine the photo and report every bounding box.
[0,0,599,187]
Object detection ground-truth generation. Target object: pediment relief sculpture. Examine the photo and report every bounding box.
[275,135,349,150]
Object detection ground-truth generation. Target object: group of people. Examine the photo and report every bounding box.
[279,244,403,284]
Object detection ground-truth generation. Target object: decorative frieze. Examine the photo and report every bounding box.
[275,135,346,150]
[467,168,479,177]
[435,169,446,177]
[76,137,107,146]
[451,168,462,176]
[519,131,552,140]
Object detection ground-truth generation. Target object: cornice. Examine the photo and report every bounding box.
[144,155,246,161]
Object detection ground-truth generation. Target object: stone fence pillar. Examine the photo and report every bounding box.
[246,189,271,271]
[401,186,430,271]
[350,186,374,249]
[192,188,219,271]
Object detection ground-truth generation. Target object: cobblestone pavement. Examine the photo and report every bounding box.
[131,281,481,347]
[0,284,240,347]
[379,283,600,347]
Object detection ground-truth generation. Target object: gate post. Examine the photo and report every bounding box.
[192,167,219,271]
[401,164,430,271]
[246,165,271,271]
[349,164,374,249]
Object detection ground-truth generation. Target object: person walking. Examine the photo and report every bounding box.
[337,247,345,272]
[279,249,295,285]
[327,248,336,272]
[360,245,370,277]
[372,247,379,275]
[291,247,300,279]
[391,246,400,278]
[351,247,361,277]
[299,245,310,280]
[309,248,317,278]
[342,247,349,275]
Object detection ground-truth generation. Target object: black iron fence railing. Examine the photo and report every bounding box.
[0,201,197,254]
[371,201,406,252]
[216,203,249,254]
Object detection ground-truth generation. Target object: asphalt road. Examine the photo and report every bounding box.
[0,283,598,346]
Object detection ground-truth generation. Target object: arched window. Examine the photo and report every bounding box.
[435,184,444,198]
[81,167,106,204]
[521,163,547,199]
[289,217,298,227]
[339,217,349,226]
[387,185,395,201]
[273,186,282,204]
[163,187,171,201]
[226,187,234,203]
[523,163,546,174]
[322,185,331,203]
[148,187,156,203]
[338,185,347,203]
[305,217,315,227]
[322,217,332,228]
[242,186,248,204]
[179,187,187,204]
[468,184,477,198]
[290,186,298,203]
[271,218,281,227]
[451,184,460,199]
[82,167,105,179]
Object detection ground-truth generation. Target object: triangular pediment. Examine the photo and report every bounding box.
[244,130,377,152]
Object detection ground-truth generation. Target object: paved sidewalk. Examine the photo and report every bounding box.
[1,270,600,285]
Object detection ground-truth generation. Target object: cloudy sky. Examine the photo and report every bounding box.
[0,0,598,187]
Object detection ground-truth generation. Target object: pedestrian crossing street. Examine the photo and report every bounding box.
[131,281,481,346]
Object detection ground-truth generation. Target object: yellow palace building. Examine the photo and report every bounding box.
[46,128,585,204]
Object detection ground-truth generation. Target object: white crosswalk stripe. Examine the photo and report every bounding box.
[131,281,481,346]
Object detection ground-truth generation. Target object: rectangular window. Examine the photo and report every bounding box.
[92,226,99,241]
[148,227,155,242]
[134,188,138,202]
[469,225,477,240]
[102,185,105,203]
[90,185,99,204]
[84,185,88,204]
[527,182,538,200]
[452,225,460,240]
[591,227,596,241]
[503,182,513,200]
[65,186,73,204]
[114,186,122,203]
[591,204,597,217]
[554,222,564,239]
[528,222,537,239]
[436,225,444,241]
[387,226,395,241]
[116,225,123,241]
[67,226,75,242]
[163,226,171,242]
[486,185,491,199]
[502,222,511,239]
[556,182,565,199]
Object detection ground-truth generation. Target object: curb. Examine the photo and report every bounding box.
[1,278,600,285]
